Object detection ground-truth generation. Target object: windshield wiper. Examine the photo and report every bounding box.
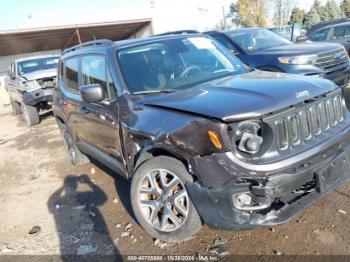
[133,89,176,95]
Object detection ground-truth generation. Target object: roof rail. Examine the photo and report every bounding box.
[63,39,114,54]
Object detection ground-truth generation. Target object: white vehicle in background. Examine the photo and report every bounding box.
[6,55,59,125]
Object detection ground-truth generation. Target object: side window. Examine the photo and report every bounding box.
[211,35,234,50]
[332,26,350,40]
[65,57,79,91]
[309,28,330,42]
[82,55,116,100]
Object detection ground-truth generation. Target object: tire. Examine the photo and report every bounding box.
[10,98,22,115]
[21,103,40,126]
[58,122,89,166]
[131,156,202,242]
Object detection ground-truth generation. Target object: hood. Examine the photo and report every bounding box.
[252,42,343,56]
[142,70,336,122]
[20,68,57,81]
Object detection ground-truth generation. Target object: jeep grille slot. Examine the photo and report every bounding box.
[314,48,348,70]
[276,119,289,150]
[275,95,344,151]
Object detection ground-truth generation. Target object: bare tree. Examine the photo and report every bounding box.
[273,0,295,27]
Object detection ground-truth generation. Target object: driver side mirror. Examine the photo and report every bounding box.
[296,35,307,43]
[9,73,15,80]
[79,84,104,103]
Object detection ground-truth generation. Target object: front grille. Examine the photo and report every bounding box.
[275,94,345,151]
[314,48,348,70]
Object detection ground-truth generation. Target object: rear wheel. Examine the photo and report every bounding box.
[21,103,39,126]
[59,123,89,166]
[10,98,22,115]
[131,156,202,242]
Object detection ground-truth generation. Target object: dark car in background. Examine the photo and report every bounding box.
[54,35,350,242]
[6,55,59,125]
[205,28,350,88]
[304,19,350,54]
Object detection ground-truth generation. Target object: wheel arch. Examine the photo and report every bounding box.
[133,146,196,180]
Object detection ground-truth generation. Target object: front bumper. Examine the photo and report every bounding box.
[22,88,53,106]
[277,63,350,88]
[324,64,350,88]
[188,126,350,230]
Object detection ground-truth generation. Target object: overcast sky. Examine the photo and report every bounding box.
[0,0,342,33]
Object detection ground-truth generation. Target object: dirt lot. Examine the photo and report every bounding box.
[1,105,350,259]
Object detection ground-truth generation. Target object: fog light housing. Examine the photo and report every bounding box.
[232,193,272,211]
[236,193,252,206]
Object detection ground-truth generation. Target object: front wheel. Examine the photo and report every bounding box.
[131,156,202,242]
[10,98,22,115]
[21,103,39,126]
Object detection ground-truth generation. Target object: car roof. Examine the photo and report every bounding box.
[206,27,265,35]
[62,33,208,58]
[223,27,265,34]
[324,20,350,29]
[307,19,350,35]
[15,54,60,63]
[115,33,207,48]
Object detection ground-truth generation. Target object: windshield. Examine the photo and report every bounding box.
[17,57,59,75]
[229,29,291,52]
[117,36,247,93]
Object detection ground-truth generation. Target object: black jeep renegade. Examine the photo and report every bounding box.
[53,35,350,242]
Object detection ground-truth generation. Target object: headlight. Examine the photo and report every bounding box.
[24,80,42,92]
[234,121,263,155]
[278,54,318,65]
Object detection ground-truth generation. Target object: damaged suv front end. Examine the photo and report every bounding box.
[115,35,350,236]
[187,84,350,230]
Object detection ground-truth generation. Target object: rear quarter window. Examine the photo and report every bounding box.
[64,57,80,92]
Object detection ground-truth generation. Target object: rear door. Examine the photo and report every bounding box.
[78,54,123,162]
[59,56,83,140]
[328,25,350,52]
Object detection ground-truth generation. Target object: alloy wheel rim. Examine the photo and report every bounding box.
[138,169,189,232]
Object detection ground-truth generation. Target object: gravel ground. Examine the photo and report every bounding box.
[1,106,350,260]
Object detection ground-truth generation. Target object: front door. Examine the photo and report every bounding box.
[6,63,22,101]
[78,54,123,162]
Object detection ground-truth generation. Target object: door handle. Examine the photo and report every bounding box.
[81,106,90,114]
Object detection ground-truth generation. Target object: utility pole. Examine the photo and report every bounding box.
[222,6,227,29]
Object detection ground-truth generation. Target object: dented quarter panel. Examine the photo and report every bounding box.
[118,94,232,176]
